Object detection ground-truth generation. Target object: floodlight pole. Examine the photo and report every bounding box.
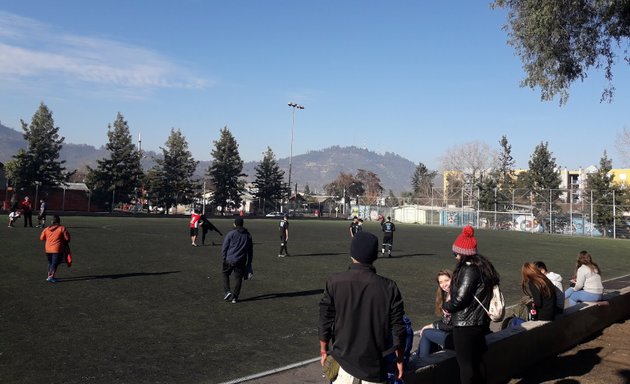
[287,102,304,213]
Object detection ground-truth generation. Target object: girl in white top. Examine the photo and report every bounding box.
[565,251,603,307]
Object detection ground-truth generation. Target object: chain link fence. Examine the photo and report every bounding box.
[345,188,629,239]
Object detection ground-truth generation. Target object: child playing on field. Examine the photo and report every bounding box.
[8,210,21,227]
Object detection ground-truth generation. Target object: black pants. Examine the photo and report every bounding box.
[382,234,393,251]
[279,237,288,255]
[23,212,33,227]
[222,261,245,299]
[453,325,488,384]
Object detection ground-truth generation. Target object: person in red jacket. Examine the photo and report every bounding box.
[40,215,71,283]
[190,209,202,246]
[21,196,33,227]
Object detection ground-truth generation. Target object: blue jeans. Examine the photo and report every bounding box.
[46,253,62,277]
[418,328,452,358]
[565,287,603,307]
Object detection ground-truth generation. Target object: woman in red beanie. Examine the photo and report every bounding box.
[443,225,500,384]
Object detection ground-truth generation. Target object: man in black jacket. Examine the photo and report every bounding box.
[221,217,253,304]
[319,232,406,383]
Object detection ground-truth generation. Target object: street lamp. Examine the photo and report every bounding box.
[287,102,304,212]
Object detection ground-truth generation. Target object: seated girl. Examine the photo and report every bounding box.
[565,251,603,307]
[415,269,454,358]
[521,262,557,321]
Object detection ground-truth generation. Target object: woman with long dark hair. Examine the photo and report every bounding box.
[443,225,500,384]
[565,251,603,307]
[521,262,557,321]
[416,269,454,358]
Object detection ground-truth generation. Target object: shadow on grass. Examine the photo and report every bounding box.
[56,271,181,282]
[286,252,347,257]
[387,253,436,258]
[239,288,324,302]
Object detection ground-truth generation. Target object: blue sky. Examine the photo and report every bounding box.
[1,1,629,171]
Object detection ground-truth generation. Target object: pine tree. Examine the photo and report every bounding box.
[86,113,143,207]
[149,129,199,212]
[483,135,516,212]
[12,103,68,189]
[495,135,515,190]
[522,141,562,231]
[207,126,245,213]
[253,147,285,214]
[587,151,625,236]
[411,162,437,199]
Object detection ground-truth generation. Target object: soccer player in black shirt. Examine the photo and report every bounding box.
[381,216,396,257]
[278,214,290,257]
[349,216,361,238]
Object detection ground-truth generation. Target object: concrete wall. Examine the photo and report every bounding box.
[404,287,630,384]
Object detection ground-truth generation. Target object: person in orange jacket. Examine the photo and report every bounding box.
[39,215,71,283]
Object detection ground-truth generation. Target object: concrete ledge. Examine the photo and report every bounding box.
[403,287,630,384]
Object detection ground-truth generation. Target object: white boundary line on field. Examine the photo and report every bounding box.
[217,357,320,384]
[603,273,630,282]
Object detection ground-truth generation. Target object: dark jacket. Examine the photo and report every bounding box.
[527,279,557,321]
[433,290,453,331]
[222,227,253,267]
[319,263,406,382]
[443,262,490,327]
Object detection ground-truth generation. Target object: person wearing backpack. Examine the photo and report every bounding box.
[442,225,500,384]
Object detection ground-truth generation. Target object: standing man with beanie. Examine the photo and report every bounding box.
[443,225,500,384]
[319,231,407,383]
[221,217,253,304]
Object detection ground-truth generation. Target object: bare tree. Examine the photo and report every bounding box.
[439,141,494,186]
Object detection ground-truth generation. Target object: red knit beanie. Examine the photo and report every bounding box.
[452,225,477,256]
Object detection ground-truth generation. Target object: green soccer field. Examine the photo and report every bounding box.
[2,215,629,384]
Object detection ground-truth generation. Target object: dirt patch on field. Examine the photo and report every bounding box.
[507,318,630,384]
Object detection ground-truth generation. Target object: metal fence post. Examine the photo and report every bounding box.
[613,189,617,239]
[590,189,594,237]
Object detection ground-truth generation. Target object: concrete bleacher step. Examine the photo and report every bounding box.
[403,284,630,384]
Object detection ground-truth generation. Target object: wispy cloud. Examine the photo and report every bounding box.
[0,11,208,94]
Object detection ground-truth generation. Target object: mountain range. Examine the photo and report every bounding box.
[0,123,416,193]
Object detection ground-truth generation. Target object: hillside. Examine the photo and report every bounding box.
[270,146,415,194]
[0,123,157,172]
[1,124,416,193]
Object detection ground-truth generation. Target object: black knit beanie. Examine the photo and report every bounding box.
[351,232,379,264]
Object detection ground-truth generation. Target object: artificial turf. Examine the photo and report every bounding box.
[1,215,629,384]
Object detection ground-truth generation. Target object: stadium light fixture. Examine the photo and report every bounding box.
[287,102,304,212]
